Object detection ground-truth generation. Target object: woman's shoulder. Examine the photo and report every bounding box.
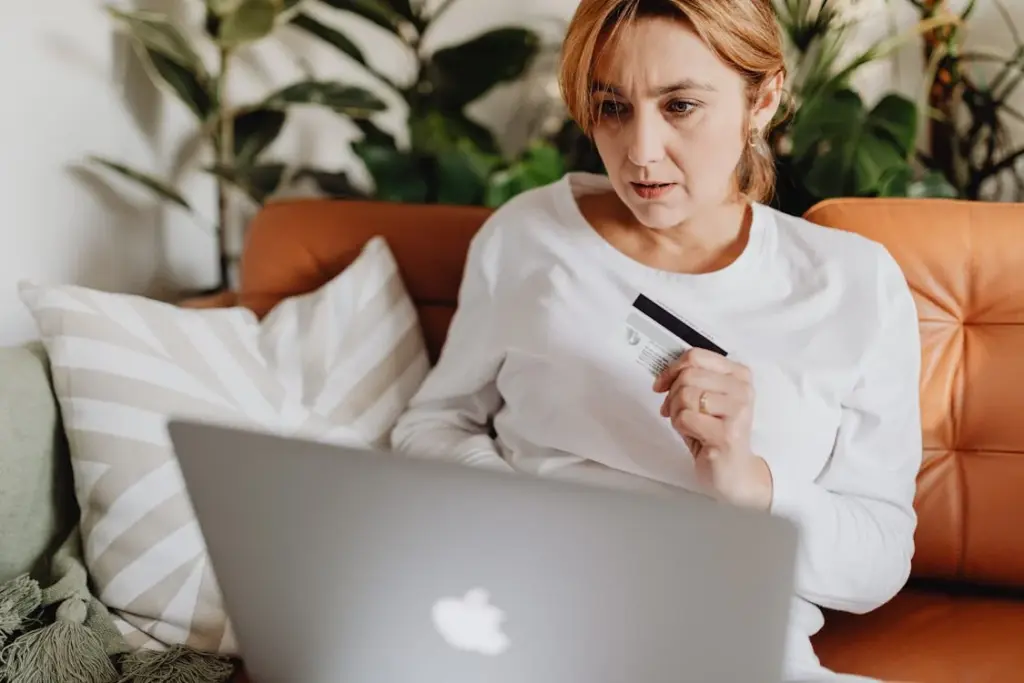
[468,173,584,262]
[765,204,909,295]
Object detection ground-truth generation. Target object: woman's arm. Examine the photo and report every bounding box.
[390,220,512,472]
[768,248,923,614]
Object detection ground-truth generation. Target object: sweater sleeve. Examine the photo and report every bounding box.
[390,219,513,472]
[767,247,923,614]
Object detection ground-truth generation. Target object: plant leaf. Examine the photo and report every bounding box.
[261,80,387,117]
[436,140,502,205]
[217,0,279,48]
[409,109,499,156]
[485,142,564,207]
[233,108,287,165]
[798,88,921,197]
[318,0,401,34]
[145,50,216,120]
[792,88,918,198]
[107,7,207,77]
[868,94,918,155]
[207,163,287,203]
[88,156,192,211]
[352,142,427,202]
[293,167,366,197]
[289,12,367,66]
[908,170,960,198]
[385,0,416,22]
[355,118,398,148]
[427,28,540,109]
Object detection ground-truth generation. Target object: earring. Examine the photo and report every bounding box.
[748,126,761,148]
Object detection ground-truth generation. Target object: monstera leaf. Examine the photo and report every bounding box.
[877,167,960,199]
[791,89,918,198]
[427,28,540,109]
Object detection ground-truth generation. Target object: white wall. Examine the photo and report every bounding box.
[2,0,1022,346]
[0,0,578,346]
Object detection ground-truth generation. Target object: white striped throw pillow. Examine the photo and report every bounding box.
[18,236,429,654]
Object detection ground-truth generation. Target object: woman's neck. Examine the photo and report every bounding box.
[581,191,753,276]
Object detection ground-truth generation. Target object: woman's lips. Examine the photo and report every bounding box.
[630,182,675,199]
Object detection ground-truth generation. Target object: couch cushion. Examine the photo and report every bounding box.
[17,236,428,654]
[0,343,78,583]
[813,586,1024,682]
[805,198,1024,589]
[239,198,491,362]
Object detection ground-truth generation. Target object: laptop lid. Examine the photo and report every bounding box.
[169,418,798,683]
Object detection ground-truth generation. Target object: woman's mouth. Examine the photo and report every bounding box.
[630,182,675,199]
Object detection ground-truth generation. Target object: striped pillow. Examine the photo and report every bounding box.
[18,236,429,654]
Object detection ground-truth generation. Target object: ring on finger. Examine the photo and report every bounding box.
[698,390,709,414]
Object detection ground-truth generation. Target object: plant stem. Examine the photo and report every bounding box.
[216,46,234,291]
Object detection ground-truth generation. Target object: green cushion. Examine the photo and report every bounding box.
[0,342,78,583]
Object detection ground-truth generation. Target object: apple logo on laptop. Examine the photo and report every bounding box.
[431,588,510,656]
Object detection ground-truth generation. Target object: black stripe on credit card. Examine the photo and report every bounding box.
[632,294,727,356]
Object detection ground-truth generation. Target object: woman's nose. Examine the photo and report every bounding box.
[626,113,668,167]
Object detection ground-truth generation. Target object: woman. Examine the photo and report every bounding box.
[391,0,922,680]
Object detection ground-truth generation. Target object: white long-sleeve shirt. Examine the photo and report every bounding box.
[391,172,922,681]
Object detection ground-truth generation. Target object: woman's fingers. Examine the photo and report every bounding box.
[654,347,748,393]
[659,365,742,417]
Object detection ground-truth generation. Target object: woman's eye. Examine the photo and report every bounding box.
[598,100,627,117]
[667,100,695,116]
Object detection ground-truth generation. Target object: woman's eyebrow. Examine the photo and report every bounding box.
[592,79,718,95]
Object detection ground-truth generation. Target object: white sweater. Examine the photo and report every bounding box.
[391,172,922,680]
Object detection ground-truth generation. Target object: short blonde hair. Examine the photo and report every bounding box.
[559,0,786,203]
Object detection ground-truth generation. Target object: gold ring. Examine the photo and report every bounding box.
[698,391,709,414]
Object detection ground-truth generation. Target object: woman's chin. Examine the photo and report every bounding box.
[625,200,692,230]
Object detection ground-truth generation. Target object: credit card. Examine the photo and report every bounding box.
[624,294,727,377]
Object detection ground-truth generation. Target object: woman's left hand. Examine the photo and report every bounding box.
[653,348,773,510]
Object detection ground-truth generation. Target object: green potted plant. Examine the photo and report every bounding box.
[90,0,551,290]
[90,0,388,291]
[294,0,545,205]
[770,0,958,215]
[911,0,1024,200]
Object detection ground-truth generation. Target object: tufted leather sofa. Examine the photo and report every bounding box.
[803,199,1024,682]
[204,195,1024,683]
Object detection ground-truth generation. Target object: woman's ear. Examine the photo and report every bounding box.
[751,71,785,133]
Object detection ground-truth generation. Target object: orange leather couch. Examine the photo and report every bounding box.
[204,196,1024,683]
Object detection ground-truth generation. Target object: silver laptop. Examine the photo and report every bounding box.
[168,418,798,683]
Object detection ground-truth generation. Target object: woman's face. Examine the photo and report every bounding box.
[590,17,775,229]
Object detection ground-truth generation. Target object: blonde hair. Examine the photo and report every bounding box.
[559,0,786,203]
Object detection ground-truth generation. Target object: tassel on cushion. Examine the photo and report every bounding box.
[117,644,237,683]
[0,575,41,647]
[0,595,118,683]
